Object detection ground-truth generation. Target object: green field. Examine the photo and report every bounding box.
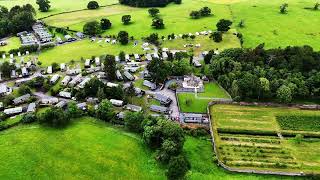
[0,117,166,179]
[0,0,118,18]
[198,82,231,99]
[0,37,21,53]
[211,104,320,173]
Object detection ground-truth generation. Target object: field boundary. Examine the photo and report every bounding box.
[207,101,315,177]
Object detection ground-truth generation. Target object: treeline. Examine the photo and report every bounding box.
[208,45,320,103]
[119,0,182,7]
[0,4,36,38]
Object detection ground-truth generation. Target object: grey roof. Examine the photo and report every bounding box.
[125,104,142,112]
[150,105,169,113]
[154,94,171,104]
[13,94,31,104]
[123,71,134,81]
[143,80,156,90]
[55,101,67,108]
[27,103,36,112]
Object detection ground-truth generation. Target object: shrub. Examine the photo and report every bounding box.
[87,1,99,9]
[21,113,37,124]
[38,107,70,128]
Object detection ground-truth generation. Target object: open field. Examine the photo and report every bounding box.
[0,117,166,179]
[44,0,233,38]
[211,104,320,173]
[37,39,144,66]
[0,37,21,53]
[0,0,118,18]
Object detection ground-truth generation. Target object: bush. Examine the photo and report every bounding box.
[18,84,31,95]
[87,1,99,9]
[38,107,70,128]
[124,111,144,133]
[166,155,190,180]
[21,113,37,124]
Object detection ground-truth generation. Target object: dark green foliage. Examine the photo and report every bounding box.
[83,21,101,35]
[124,111,144,133]
[67,102,83,118]
[122,15,131,25]
[216,19,232,32]
[96,100,115,121]
[87,1,100,9]
[199,6,211,16]
[147,58,170,84]
[36,0,51,12]
[211,31,223,42]
[119,51,125,61]
[145,33,160,46]
[0,61,15,78]
[276,115,320,132]
[148,8,160,17]
[100,18,112,30]
[151,18,165,29]
[166,155,191,180]
[117,31,129,45]
[190,11,201,19]
[104,55,117,80]
[119,0,181,7]
[280,3,288,14]
[38,107,70,128]
[21,113,37,124]
[18,84,31,95]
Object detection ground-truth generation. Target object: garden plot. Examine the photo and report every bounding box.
[211,104,320,173]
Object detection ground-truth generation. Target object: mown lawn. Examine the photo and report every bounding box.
[177,93,210,113]
[0,37,21,53]
[0,117,166,179]
[198,82,231,99]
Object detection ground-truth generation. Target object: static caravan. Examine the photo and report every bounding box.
[110,99,124,107]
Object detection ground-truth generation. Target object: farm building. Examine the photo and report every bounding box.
[27,103,36,112]
[124,104,142,112]
[61,76,72,86]
[143,80,156,90]
[110,99,124,107]
[123,71,135,81]
[13,94,31,105]
[50,74,60,84]
[4,107,23,115]
[154,94,172,106]
[150,105,169,114]
[59,91,72,99]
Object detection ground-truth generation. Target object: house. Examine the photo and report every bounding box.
[150,105,169,114]
[154,94,172,106]
[60,63,66,71]
[47,66,53,74]
[143,80,156,90]
[178,75,204,92]
[116,70,123,81]
[85,59,91,68]
[61,76,72,86]
[13,94,31,105]
[78,77,91,89]
[27,103,36,112]
[59,91,72,99]
[110,99,124,107]
[180,113,208,123]
[134,54,140,61]
[146,54,152,61]
[55,101,67,108]
[76,32,85,39]
[124,104,142,112]
[4,107,23,115]
[69,75,82,87]
[95,57,100,66]
[21,67,29,77]
[123,71,135,81]
[162,52,168,60]
[125,54,130,61]
[66,68,81,75]
[77,102,87,110]
[0,84,11,96]
[41,97,59,105]
[107,82,119,88]
[50,74,60,84]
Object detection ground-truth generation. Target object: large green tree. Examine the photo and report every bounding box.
[36,0,51,12]
[83,21,101,35]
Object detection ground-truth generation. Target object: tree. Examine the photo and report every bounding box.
[67,102,83,118]
[83,21,101,35]
[190,11,201,19]
[166,155,190,180]
[117,31,129,45]
[280,3,288,14]
[258,77,270,99]
[174,0,182,4]
[36,0,50,12]
[104,55,117,81]
[18,84,31,95]
[119,51,126,61]
[21,113,37,124]
[314,2,319,10]
[38,107,70,128]
[147,58,170,84]
[124,111,144,132]
[122,15,131,25]
[145,33,160,46]
[199,6,211,16]
[211,31,223,42]
[126,83,136,98]
[87,1,99,9]
[100,18,112,30]
[216,19,232,32]
[97,87,106,101]
[148,8,160,17]
[0,61,15,78]
[277,85,292,103]
[151,18,165,29]
[96,100,115,121]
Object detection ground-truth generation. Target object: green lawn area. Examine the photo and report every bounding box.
[198,82,231,99]
[1,0,118,18]
[0,117,166,179]
[44,0,233,39]
[37,39,144,66]
[177,93,210,113]
[0,37,21,53]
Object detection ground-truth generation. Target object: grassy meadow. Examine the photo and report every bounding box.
[210,104,320,173]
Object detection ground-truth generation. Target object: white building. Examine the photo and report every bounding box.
[59,91,72,99]
[110,99,124,107]
[61,76,72,86]
[4,107,23,115]
[50,74,60,84]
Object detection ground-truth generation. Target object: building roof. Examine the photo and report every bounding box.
[143,80,156,90]
[125,104,142,112]
[27,103,36,112]
[13,94,31,104]
[150,105,169,113]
